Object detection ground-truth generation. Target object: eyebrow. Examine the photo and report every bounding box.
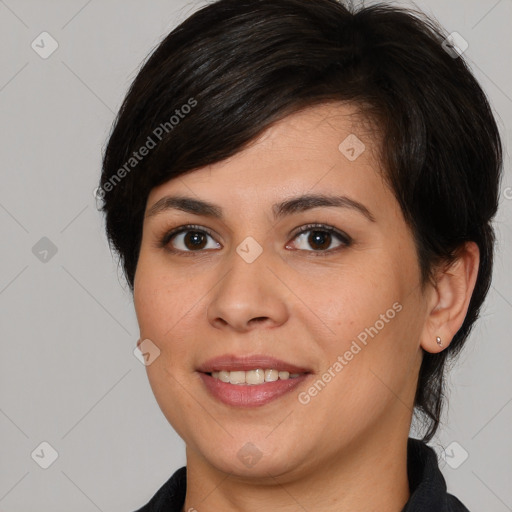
[145,193,376,223]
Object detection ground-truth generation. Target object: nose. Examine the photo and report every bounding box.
[206,245,289,332]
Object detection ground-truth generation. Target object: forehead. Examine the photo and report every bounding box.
[146,102,386,209]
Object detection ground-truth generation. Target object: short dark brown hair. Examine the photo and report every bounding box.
[99,0,503,442]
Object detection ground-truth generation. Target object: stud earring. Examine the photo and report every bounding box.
[436,336,443,348]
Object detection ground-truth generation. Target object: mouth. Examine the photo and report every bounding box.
[203,368,308,385]
[196,353,312,375]
[196,354,313,407]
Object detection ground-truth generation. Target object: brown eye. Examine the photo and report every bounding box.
[162,226,221,253]
[307,230,332,250]
[288,224,351,253]
[182,231,208,250]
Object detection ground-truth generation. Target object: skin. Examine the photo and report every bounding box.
[133,102,479,512]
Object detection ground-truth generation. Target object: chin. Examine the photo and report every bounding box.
[197,437,308,481]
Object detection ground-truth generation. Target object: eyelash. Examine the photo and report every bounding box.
[157,223,352,257]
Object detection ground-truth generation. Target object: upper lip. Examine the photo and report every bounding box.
[196,354,312,374]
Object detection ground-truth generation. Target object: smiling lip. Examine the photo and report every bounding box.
[198,372,310,407]
[196,354,313,407]
[196,354,312,374]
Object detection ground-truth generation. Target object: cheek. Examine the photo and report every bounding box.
[295,262,414,400]
[300,261,403,346]
[134,265,214,384]
[134,256,196,339]
[134,272,200,434]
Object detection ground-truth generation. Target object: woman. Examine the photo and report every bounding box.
[98,0,503,510]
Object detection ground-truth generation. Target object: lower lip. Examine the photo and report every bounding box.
[198,372,310,407]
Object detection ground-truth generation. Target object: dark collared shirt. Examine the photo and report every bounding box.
[134,437,470,512]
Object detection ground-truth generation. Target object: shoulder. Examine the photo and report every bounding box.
[446,493,472,512]
[132,466,187,512]
[403,438,471,512]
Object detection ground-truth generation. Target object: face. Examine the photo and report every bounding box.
[133,102,430,481]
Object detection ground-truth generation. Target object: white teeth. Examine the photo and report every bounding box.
[246,369,265,385]
[210,368,304,385]
[218,371,230,383]
[264,369,279,382]
[229,371,246,385]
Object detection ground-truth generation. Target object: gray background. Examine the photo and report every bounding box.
[1,0,511,510]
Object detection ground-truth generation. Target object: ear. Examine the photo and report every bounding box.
[420,241,480,354]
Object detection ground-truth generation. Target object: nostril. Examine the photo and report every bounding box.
[249,317,270,325]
